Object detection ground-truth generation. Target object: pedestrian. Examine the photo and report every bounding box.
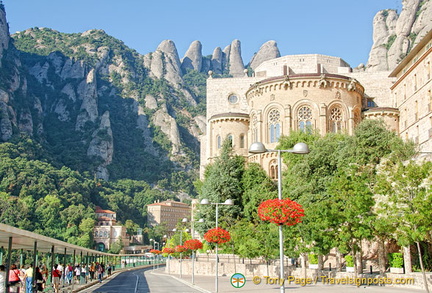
[74,265,81,284]
[8,264,21,293]
[107,263,112,276]
[89,263,95,281]
[96,263,104,283]
[24,264,33,293]
[34,267,44,293]
[52,264,61,293]
[0,265,6,293]
[64,264,72,285]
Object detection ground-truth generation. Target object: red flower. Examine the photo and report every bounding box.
[162,247,175,254]
[258,198,305,226]
[175,245,188,253]
[204,227,231,244]
[184,239,203,250]
[149,249,161,254]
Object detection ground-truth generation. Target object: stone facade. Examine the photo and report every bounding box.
[147,200,191,233]
[93,206,129,251]
[389,30,432,157]
[201,44,432,177]
[201,54,365,178]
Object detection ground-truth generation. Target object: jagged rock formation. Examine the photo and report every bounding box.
[0,4,9,65]
[367,0,432,71]
[223,40,245,77]
[181,40,202,73]
[153,104,181,155]
[249,40,281,70]
[76,69,99,131]
[211,47,224,75]
[147,40,183,86]
[0,1,296,186]
[87,111,114,180]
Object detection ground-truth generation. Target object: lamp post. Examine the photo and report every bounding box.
[150,239,159,269]
[200,198,234,293]
[249,141,309,293]
[173,218,189,278]
[190,218,204,285]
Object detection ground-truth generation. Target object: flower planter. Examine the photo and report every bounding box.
[309,264,319,269]
[390,267,404,274]
[258,198,305,226]
[346,266,355,272]
[204,227,231,244]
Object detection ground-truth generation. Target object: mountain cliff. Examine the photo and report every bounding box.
[367,0,432,71]
[0,3,279,193]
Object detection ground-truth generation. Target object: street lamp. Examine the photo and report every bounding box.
[173,220,189,278]
[150,239,160,269]
[190,218,204,285]
[249,141,309,293]
[200,198,234,293]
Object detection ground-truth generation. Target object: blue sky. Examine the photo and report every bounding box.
[3,0,401,67]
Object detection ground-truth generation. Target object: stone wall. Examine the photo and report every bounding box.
[166,257,432,291]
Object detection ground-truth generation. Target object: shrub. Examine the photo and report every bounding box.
[345,255,354,267]
[388,252,404,268]
[308,254,318,264]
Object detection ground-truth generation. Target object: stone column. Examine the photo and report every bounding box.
[403,246,412,273]
[319,103,327,135]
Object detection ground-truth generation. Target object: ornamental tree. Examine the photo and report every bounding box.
[175,245,188,253]
[258,198,304,226]
[204,227,231,244]
[162,247,175,254]
[184,239,203,250]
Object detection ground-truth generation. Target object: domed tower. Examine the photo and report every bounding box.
[245,55,364,177]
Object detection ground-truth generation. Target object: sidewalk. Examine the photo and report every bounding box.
[153,267,426,293]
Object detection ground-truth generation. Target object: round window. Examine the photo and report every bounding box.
[228,94,238,104]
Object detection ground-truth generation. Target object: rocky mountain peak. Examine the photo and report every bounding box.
[226,39,245,77]
[249,40,281,70]
[148,39,183,87]
[181,40,203,73]
[367,0,432,71]
[0,5,9,63]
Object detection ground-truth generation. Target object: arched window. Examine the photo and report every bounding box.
[268,109,281,143]
[353,109,361,127]
[298,106,312,133]
[227,134,233,147]
[269,159,278,180]
[329,106,343,133]
[216,135,221,149]
[239,134,245,148]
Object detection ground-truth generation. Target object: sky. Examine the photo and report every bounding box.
[3,0,401,67]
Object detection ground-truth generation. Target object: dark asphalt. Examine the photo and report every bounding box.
[79,267,202,293]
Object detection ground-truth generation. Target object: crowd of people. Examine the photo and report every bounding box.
[0,262,113,293]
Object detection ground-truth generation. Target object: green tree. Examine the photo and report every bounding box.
[375,160,432,289]
[197,139,245,231]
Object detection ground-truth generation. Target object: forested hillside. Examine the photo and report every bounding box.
[0,3,204,247]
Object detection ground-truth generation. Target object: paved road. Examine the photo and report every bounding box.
[79,267,202,293]
[77,267,426,293]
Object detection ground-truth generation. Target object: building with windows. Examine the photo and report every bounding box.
[93,206,130,251]
[147,200,191,233]
[200,47,432,178]
[387,30,432,156]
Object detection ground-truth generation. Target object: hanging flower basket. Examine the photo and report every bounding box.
[184,239,203,250]
[258,198,305,226]
[204,227,231,244]
[175,245,188,253]
[149,249,161,254]
[162,247,175,254]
